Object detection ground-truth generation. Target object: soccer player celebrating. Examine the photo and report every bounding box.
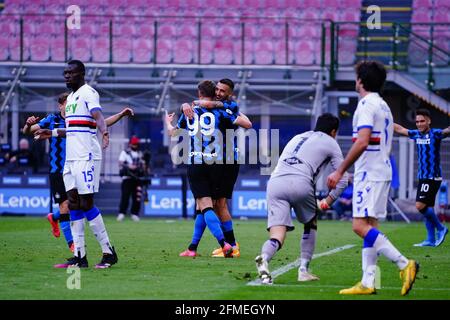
[165,80,251,258]
[26,94,133,262]
[51,60,117,268]
[255,113,348,285]
[327,61,418,296]
[182,78,251,257]
[394,109,449,247]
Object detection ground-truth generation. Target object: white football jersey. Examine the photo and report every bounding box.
[65,84,103,161]
[352,92,393,181]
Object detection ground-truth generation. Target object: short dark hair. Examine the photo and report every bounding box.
[218,78,234,91]
[415,108,431,119]
[198,80,216,98]
[314,113,340,135]
[67,59,85,74]
[57,92,69,104]
[355,60,387,93]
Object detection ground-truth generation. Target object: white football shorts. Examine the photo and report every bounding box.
[352,178,391,219]
[63,159,101,194]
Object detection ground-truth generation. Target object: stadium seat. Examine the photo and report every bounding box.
[156,39,173,63]
[302,0,322,9]
[433,11,450,24]
[29,36,51,61]
[245,24,259,40]
[340,0,361,8]
[177,24,198,39]
[158,23,177,39]
[69,37,91,62]
[91,38,110,62]
[274,40,290,64]
[113,37,132,63]
[412,0,433,9]
[200,39,214,64]
[214,40,235,64]
[339,11,361,22]
[0,36,9,60]
[173,39,195,63]
[434,0,450,8]
[50,36,66,62]
[136,23,155,39]
[338,39,357,65]
[293,40,315,65]
[411,9,432,23]
[322,0,342,9]
[132,38,153,63]
[322,10,340,22]
[201,25,216,39]
[216,24,240,39]
[254,40,275,64]
[301,9,320,21]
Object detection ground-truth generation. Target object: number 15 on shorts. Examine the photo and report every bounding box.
[82,170,94,183]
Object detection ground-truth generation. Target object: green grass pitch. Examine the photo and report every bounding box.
[0,216,449,300]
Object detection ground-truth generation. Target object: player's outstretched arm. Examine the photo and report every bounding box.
[394,123,409,136]
[91,109,109,149]
[327,128,371,189]
[234,113,252,129]
[442,125,450,138]
[105,107,134,127]
[22,116,41,135]
[33,128,66,140]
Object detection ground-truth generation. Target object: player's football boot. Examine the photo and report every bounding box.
[47,213,60,238]
[179,249,198,257]
[339,282,376,295]
[212,243,240,258]
[54,255,88,268]
[298,270,320,282]
[435,227,448,247]
[95,246,118,269]
[255,255,272,285]
[222,242,233,258]
[413,240,435,247]
[400,260,419,296]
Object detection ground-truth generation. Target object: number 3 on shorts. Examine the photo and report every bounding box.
[356,191,364,204]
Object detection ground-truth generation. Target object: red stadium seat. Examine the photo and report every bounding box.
[201,25,216,39]
[132,38,153,63]
[214,40,235,64]
[200,39,214,64]
[294,40,315,65]
[254,40,275,64]
[0,36,10,60]
[274,40,290,64]
[156,39,173,63]
[173,39,195,63]
[412,0,433,9]
[177,24,198,39]
[339,11,360,22]
[158,23,177,38]
[50,36,66,62]
[136,23,155,39]
[322,0,342,9]
[91,38,110,62]
[411,9,432,23]
[30,36,51,61]
[69,37,91,62]
[113,37,132,63]
[302,0,322,9]
[340,0,361,8]
[434,0,450,8]
[433,11,450,23]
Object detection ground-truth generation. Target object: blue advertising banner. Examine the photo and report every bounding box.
[0,188,57,214]
[144,189,195,217]
[232,190,267,217]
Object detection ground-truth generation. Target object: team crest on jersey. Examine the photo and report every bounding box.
[226,109,233,115]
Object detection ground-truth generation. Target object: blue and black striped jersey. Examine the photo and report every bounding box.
[178,107,237,164]
[38,113,66,173]
[408,128,443,179]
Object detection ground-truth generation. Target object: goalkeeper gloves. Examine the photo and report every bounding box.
[317,198,331,211]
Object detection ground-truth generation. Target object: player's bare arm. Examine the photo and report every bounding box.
[165,111,179,137]
[193,100,224,109]
[33,128,66,140]
[234,115,252,129]
[91,109,109,149]
[394,123,409,136]
[327,128,371,189]
[181,103,195,120]
[22,116,41,135]
[105,107,134,127]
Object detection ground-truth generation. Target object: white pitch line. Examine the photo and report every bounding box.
[248,244,356,286]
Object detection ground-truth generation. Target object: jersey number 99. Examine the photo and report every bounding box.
[186,113,215,136]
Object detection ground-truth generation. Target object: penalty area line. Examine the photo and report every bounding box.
[248,244,356,286]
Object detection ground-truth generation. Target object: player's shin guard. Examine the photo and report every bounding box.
[221,220,236,247]
[203,207,226,247]
[189,211,207,251]
[70,210,86,258]
[85,207,113,255]
[371,228,409,270]
[261,238,281,262]
[300,229,316,273]
[59,213,73,247]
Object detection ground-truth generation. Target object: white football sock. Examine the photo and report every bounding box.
[88,214,112,254]
[71,218,86,258]
[373,233,409,270]
[361,247,377,288]
[300,229,316,272]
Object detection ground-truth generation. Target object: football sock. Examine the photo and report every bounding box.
[371,228,409,270]
[52,210,60,221]
[188,211,206,251]
[300,229,316,273]
[419,207,437,242]
[59,213,73,247]
[361,228,379,288]
[261,238,281,262]
[85,207,113,255]
[70,210,86,258]
[424,207,444,232]
[203,207,226,247]
[222,220,236,247]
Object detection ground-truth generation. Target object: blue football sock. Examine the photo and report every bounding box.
[221,220,236,246]
[190,212,206,249]
[203,207,225,247]
[426,207,444,231]
[424,219,436,242]
[60,221,73,246]
[52,210,60,221]
[363,228,380,248]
